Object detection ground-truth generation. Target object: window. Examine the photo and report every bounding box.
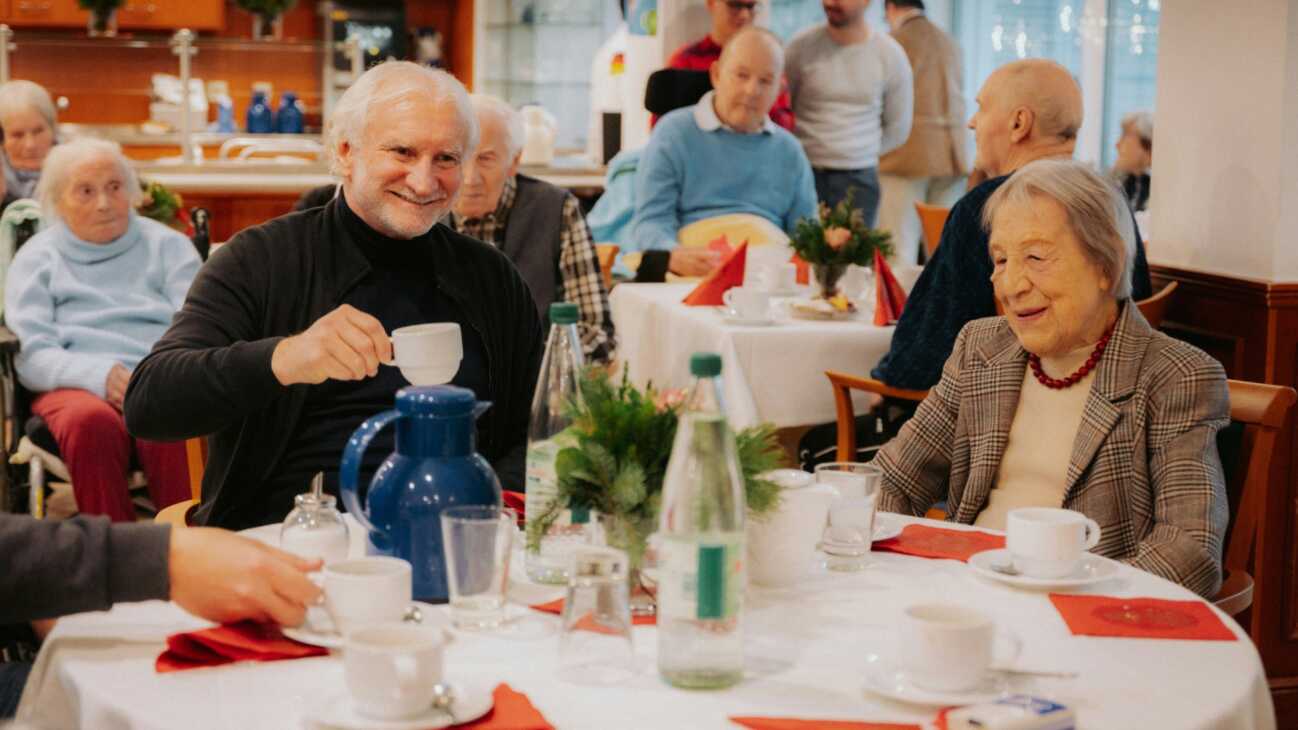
[1102,0,1160,168]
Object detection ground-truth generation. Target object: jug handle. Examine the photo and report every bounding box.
[339,409,402,543]
[473,400,492,419]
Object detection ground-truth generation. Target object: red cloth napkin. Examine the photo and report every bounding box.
[708,233,736,257]
[503,490,526,521]
[872,524,1005,563]
[530,598,657,628]
[789,253,810,285]
[873,249,908,326]
[1048,594,1238,641]
[459,683,554,730]
[682,241,748,306]
[731,718,919,730]
[155,621,327,673]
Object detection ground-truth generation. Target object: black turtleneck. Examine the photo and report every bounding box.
[264,193,490,513]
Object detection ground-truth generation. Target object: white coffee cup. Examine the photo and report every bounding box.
[722,287,772,320]
[344,624,445,720]
[758,262,798,292]
[323,556,412,634]
[898,603,1019,693]
[392,323,462,385]
[1006,507,1101,579]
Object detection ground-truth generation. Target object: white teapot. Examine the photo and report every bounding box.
[748,469,837,587]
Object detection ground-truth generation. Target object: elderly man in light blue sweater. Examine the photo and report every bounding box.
[630,26,818,278]
[4,138,199,521]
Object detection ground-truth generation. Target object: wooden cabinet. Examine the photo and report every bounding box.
[118,0,223,31]
[5,0,83,27]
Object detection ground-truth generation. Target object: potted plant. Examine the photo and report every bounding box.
[236,0,297,40]
[789,191,893,301]
[79,0,124,37]
[528,369,784,613]
[137,179,193,238]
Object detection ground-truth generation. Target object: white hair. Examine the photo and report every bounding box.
[325,61,478,175]
[469,93,525,159]
[982,158,1137,300]
[1121,110,1154,150]
[36,137,142,222]
[0,80,57,135]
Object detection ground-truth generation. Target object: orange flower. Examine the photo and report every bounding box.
[823,226,851,250]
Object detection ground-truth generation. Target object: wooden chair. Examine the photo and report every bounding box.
[914,202,951,258]
[1135,281,1178,329]
[1214,380,1297,619]
[154,437,207,527]
[595,243,619,291]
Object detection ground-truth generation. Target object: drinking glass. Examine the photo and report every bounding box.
[815,462,883,571]
[440,505,516,630]
[557,546,637,685]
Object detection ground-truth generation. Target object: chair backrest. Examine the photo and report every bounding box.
[644,68,713,117]
[1135,280,1177,329]
[825,370,929,462]
[914,202,950,258]
[1220,380,1297,572]
[595,243,619,291]
[190,207,211,261]
[677,213,789,249]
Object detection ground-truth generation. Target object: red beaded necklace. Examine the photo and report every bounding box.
[1028,323,1116,390]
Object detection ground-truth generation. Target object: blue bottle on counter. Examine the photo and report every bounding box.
[276,91,304,134]
[246,90,273,134]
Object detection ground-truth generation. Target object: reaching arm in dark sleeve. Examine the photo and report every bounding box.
[0,513,170,623]
[124,233,287,441]
[871,182,999,390]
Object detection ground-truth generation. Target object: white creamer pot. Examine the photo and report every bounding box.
[747,469,837,587]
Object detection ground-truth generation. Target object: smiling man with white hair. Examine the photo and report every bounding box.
[450,93,614,362]
[123,62,544,530]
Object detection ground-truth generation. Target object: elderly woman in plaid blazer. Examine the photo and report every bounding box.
[874,158,1229,598]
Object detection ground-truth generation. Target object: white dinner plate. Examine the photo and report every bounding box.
[307,680,493,729]
[863,653,1008,707]
[967,548,1121,590]
[283,602,452,649]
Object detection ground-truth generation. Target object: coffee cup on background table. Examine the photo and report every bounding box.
[1006,507,1101,578]
[392,323,462,385]
[722,287,772,320]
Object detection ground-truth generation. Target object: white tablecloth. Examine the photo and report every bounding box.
[609,283,895,429]
[17,517,1275,730]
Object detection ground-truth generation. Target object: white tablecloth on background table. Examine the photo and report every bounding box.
[609,283,896,429]
[17,516,1275,730]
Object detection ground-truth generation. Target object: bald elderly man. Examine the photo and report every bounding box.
[125,62,543,529]
[871,59,1152,390]
[630,26,817,279]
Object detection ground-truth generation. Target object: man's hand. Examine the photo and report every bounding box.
[669,248,722,277]
[105,364,131,411]
[270,304,392,386]
[169,527,322,626]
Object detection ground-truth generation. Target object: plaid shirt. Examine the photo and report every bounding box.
[452,177,615,362]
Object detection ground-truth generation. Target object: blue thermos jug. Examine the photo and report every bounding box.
[339,385,501,601]
[246,90,274,134]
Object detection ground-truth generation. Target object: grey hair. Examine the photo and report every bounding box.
[36,137,142,222]
[982,158,1136,300]
[469,93,525,159]
[0,80,57,137]
[325,61,478,175]
[1121,110,1153,151]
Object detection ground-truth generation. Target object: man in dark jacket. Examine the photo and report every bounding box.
[124,62,544,530]
[871,58,1151,391]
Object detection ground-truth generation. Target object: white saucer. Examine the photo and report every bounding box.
[967,549,1120,590]
[307,680,493,729]
[721,313,776,327]
[284,602,452,649]
[863,653,1008,707]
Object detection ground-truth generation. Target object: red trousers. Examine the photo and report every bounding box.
[31,389,190,522]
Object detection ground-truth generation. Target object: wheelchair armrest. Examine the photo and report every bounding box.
[0,325,19,357]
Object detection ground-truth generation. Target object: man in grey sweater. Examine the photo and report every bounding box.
[0,513,320,718]
[786,0,914,226]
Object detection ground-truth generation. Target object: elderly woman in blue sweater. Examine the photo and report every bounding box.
[4,138,200,521]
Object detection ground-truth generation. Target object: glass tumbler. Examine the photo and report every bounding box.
[441,505,516,631]
[558,546,637,685]
[815,462,883,571]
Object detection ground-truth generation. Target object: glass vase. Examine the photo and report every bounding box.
[812,262,848,300]
[87,8,118,37]
[599,513,656,618]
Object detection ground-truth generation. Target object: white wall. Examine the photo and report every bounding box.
[1151,0,1298,282]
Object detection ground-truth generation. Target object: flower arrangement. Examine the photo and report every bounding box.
[137,178,192,237]
[236,0,297,38]
[527,369,785,569]
[789,191,893,299]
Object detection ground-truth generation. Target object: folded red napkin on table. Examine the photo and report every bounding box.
[708,233,736,257]
[1048,594,1238,641]
[873,249,908,326]
[459,683,554,730]
[503,490,526,521]
[530,598,657,627]
[155,620,327,673]
[872,524,1005,563]
[789,253,810,285]
[682,241,748,306]
[731,718,920,730]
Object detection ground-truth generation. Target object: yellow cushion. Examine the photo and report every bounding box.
[677,213,789,249]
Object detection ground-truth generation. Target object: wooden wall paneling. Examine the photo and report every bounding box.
[181,191,301,243]
[119,0,224,31]
[5,0,82,27]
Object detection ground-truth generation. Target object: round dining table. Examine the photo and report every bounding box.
[16,515,1275,730]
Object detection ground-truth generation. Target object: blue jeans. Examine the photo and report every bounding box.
[0,662,32,718]
[813,167,881,227]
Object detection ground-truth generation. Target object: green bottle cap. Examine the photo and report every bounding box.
[549,302,579,325]
[690,352,722,377]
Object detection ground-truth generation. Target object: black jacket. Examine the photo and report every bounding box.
[124,198,544,529]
